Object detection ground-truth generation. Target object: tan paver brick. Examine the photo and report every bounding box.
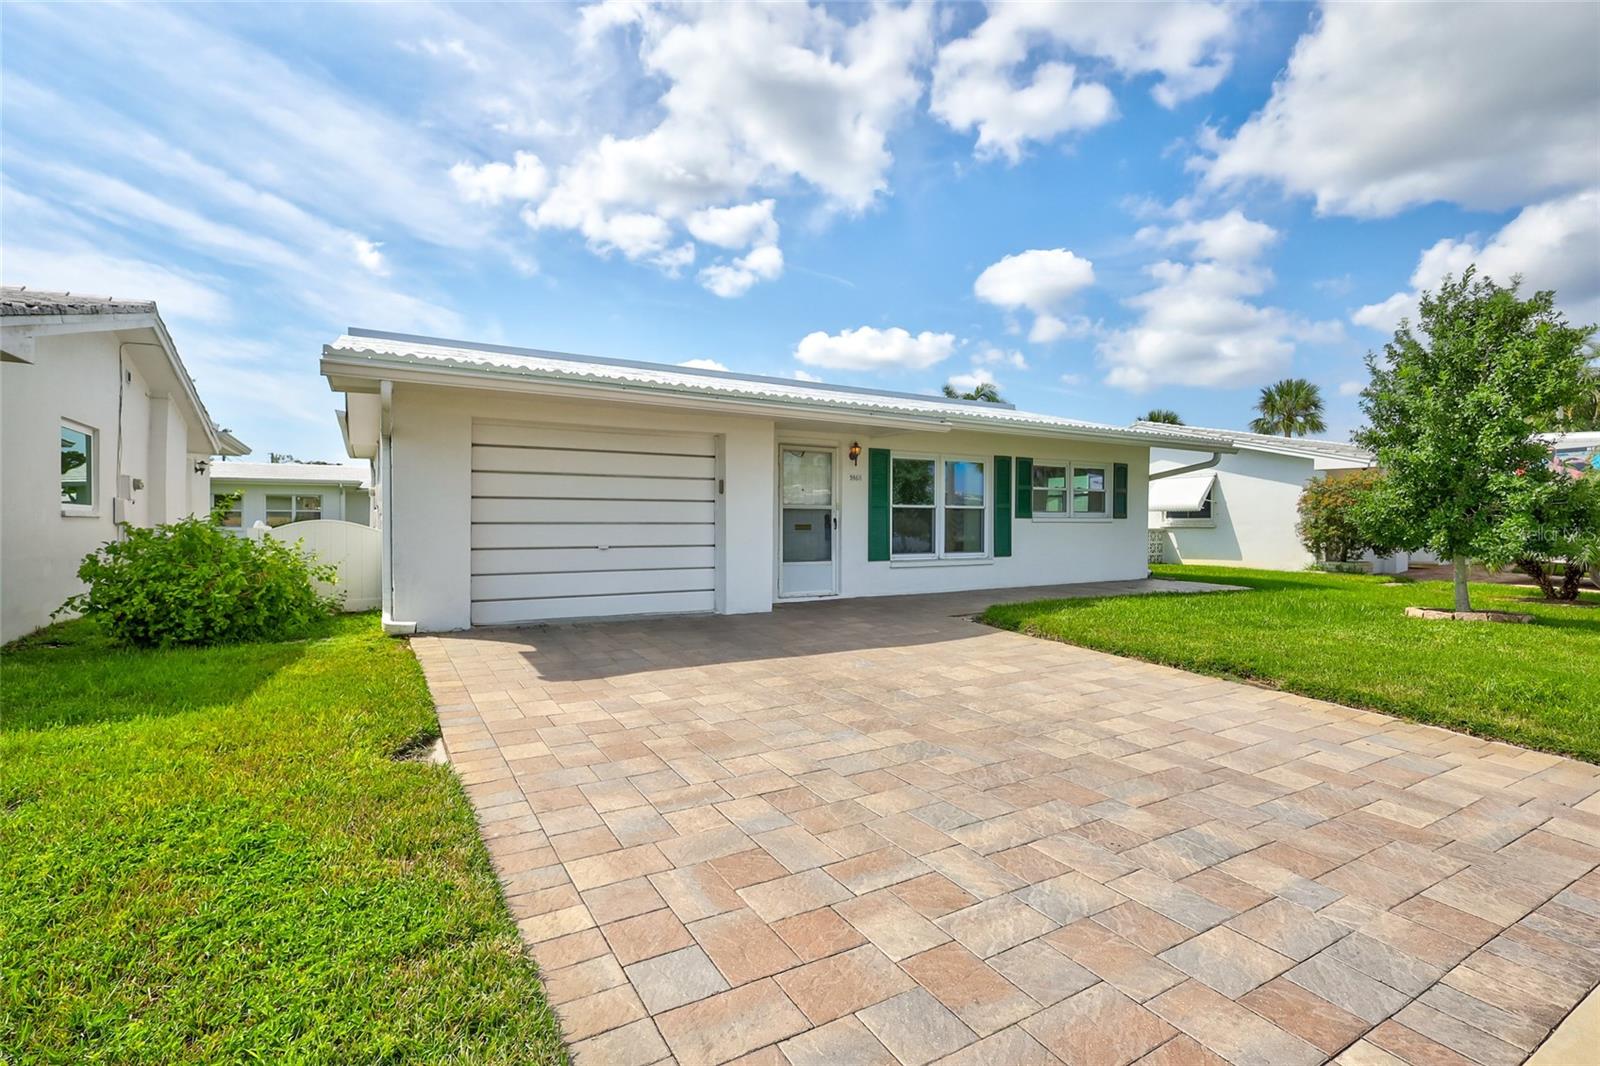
[432,589,1600,1066]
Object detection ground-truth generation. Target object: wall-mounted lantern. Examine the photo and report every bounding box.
[848,441,862,465]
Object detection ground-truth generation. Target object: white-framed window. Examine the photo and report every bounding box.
[891,455,936,557]
[213,493,243,528]
[1031,463,1069,515]
[943,459,986,556]
[1165,488,1213,522]
[1031,461,1109,518]
[890,454,988,560]
[265,493,322,527]
[1073,465,1108,516]
[60,420,96,513]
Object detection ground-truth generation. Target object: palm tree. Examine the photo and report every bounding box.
[943,381,1005,403]
[1249,378,1327,436]
[1140,408,1184,425]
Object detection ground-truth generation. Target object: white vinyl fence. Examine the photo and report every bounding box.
[250,519,381,612]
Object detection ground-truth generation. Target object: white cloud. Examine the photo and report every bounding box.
[974,248,1095,342]
[946,367,998,393]
[352,237,389,276]
[678,358,730,372]
[450,152,549,206]
[698,243,784,298]
[0,244,231,324]
[975,346,1028,370]
[522,2,931,288]
[1200,3,1600,217]
[1338,380,1364,397]
[791,369,823,382]
[932,2,1238,160]
[685,200,778,250]
[1353,188,1600,334]
[1099,213,1341,390]
[1136,210,1278,264]
[794,326,956,371]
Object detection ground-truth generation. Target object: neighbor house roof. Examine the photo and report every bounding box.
[211,461,370,489]
[322,329,1236,452]
[1,288,159,318]
[1133,421,1372,463]
[1,286,248,456]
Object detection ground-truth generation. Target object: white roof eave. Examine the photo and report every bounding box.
[320,347,1237,453]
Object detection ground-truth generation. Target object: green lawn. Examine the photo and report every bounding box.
[1,614,566,1064]
[982,564,1600,763]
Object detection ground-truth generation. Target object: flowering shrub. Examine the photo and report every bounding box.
[60,513,340,646]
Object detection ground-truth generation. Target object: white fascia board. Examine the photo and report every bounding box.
[320,351,1234,451]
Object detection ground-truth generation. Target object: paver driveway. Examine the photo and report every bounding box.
[412,584,1600,1066]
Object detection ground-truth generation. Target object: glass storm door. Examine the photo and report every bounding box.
[779,447,836,597]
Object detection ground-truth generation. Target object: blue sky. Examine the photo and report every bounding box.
[3,2,1596,460]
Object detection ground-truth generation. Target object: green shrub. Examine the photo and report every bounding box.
[59,514,340,647]
[1297,469,1392,563]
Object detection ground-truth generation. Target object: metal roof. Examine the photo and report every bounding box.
[322,328,1236,451]
[1134,421,1372,462]
[1,286,158,317]
[211,461,370,488]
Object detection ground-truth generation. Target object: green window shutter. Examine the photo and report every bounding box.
[1015,457,1033,519]
[1113,462,1129,519]
[867,448,891,561]
[993,456,1012,558]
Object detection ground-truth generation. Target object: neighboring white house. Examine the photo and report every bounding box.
[1138,422,1378,572]
[320,329,1236,633]
[0,288,248,642]
[210,460,372,532]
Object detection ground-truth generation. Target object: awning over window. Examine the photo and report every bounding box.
[1148,472,1215,512]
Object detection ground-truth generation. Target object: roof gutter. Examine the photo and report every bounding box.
[1150,452,1224,481]
[376,380,416,637]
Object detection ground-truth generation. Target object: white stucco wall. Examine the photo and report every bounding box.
[382,382,1153,631]
[1150,447,1317,570]
[2,332,147,633]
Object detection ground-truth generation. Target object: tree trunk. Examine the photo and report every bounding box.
[1453,556,1471,613]
[1518,558,1558,599]
[1560,563,1584,601]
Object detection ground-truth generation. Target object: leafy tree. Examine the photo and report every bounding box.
[1296,469,1392,563]
[942,381,1005,403]
[1496,473,1600,601]
[1140,409,1185,425]
[1354,268,1596,611]
[1249,378,1327,436]
[1556,348,1600,430]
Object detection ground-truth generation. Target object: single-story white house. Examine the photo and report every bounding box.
[210,460,372,532]
[0,287,248,642]
[1139,422,1382,572]
[321,329,1236,633]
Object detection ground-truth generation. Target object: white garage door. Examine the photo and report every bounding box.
[470,422,718,625]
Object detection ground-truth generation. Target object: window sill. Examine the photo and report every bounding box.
[1161,519,1216,529]
[889,556,993,568]
[60,506,99,518]
[1031,515,1112,523]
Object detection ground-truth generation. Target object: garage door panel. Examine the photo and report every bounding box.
[471,497,715,524]
[472,590,715,626]
[471,523,714,549]
[470,471,716,501]
[474,423,715,457]
[473,545,716,575]
[472,445,715,479]
[470,421,719,624]
[472,567,714,601]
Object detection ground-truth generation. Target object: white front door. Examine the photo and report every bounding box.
[778,446,837,598]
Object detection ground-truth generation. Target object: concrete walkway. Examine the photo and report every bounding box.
[413,583,1600,1066]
